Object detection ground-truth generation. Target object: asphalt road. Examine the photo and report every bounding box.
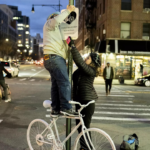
[0,64,150,150]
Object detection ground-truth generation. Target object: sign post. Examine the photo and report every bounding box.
[66,1,74,150]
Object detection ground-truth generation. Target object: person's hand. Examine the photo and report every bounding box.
[66,36,75,47]
[67,5,75,13]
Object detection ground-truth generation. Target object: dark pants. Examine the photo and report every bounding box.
[76,100,95,149]
[44,55,72,111]
[0,80,8,100]
[105,79,112,94]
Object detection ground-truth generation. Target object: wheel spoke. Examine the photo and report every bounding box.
[27,119,54,150]
[75,129,116,150]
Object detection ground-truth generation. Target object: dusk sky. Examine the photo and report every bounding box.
[0,0,75,38]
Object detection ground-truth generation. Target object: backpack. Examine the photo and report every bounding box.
[120,134,139,150]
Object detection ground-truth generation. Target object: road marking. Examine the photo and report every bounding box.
[22,96,35,97]
[94,111,150,116]
[96,103,150,107]
[98,95,135,97]
[97,101,133,103]
[92,117,150,122]
[29,69,45,78]
[127,91,150,94]
[96,107,150,111]
[30,79,35,81]
[19,78,26,81]
[31,69,36,71]
[0,120,3,123]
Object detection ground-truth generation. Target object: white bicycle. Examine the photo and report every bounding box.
[27,100,116,150]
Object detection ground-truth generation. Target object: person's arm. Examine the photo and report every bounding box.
[71,46,96,76]
[46,5,75,30]
[2,65,10,74]
[103,68,106,80]
[112,67,114,79]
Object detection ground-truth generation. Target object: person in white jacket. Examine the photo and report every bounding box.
[43,5,77,116]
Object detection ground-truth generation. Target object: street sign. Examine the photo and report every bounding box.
[60,8,79,40]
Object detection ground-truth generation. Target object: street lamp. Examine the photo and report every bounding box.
[5,38,9,42]
[31,5,35,13]
[31,1,62,13]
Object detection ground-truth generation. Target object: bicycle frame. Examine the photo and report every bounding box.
[45,105,96,150]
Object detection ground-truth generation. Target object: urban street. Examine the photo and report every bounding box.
[0,64,150,150]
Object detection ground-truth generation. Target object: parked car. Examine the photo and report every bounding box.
[35,61,40,65]
[135,74,150,87]
[1,61,19,77]
[12,61,20,68]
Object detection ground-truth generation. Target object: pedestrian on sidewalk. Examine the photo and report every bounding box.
[140,64,143,76]
[43,5,77,116]
[67,37,101,150]
[0,62,11,102]
[103,62,114,96]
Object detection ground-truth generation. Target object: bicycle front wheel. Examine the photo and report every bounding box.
[74,128,116,150]
[27,119,54,150]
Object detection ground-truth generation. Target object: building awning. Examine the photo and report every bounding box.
[118,40,150,52]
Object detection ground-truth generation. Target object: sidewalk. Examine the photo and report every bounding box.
[94,76,135,85]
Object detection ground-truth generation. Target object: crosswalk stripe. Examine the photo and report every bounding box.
[98,95,135,97]
[96,107,150,111]
[97,101,133,103]
[31,69,36,71]
[92,117,150,122]
[94,111,150,116]
[30,79,35,81]
[19,78,26,81]
[0,120,3,123]
[96,103,150,107]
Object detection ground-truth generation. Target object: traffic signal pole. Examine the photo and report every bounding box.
[66,1,74,150]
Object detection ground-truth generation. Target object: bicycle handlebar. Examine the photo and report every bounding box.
[69,100,95,108]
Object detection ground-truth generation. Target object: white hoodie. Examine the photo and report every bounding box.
[43,10,70,59]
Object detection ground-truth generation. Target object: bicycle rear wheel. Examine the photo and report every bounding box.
[74,128,116,150]
[27,119,54,150]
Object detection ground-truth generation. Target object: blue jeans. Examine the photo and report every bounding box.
[44,55,72,111]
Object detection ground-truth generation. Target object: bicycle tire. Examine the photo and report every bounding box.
[73,128,116,150]
[27,119,55,150]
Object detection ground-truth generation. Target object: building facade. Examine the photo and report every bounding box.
[9,6,30,53]
[75,0,150,79]
[0,4,18,60]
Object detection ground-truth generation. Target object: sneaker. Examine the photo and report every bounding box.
[60,109,78,116]
[51,110,60,117]
[5,99,11,102]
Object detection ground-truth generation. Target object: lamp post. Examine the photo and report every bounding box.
[66,1,74,150]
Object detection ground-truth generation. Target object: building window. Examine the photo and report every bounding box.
[18,34,22,36]
[121,0,132,10]
[120,23,131,39]
[25,31,29,34]
[103,0,105,14]
[143,0,150,8]
[18,27,23,30]
[143,23,150,40]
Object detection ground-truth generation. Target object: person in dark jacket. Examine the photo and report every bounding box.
[0,63,11,102]
[67,37,101,150]
[103,62,114,96]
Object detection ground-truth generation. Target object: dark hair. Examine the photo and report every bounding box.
[89,53,101,77]
[90,53,101,67]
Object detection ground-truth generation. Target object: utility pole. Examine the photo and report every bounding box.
[66,1,74,150]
